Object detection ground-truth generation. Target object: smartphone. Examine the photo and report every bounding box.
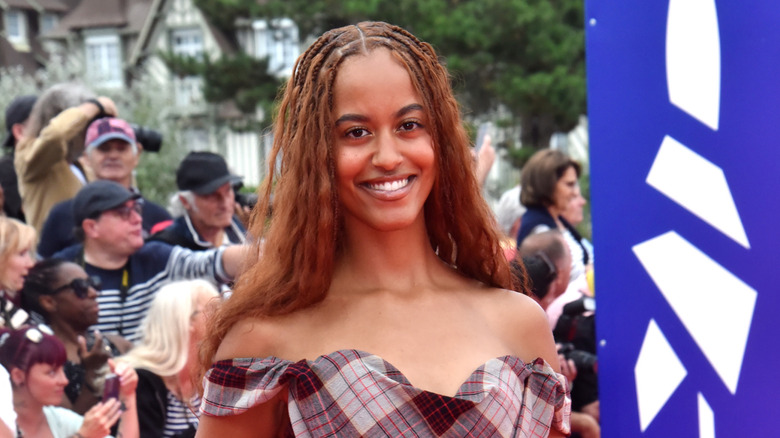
[475,122,493,152]
[102,373,120,401]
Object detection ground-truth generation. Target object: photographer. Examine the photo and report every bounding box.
[514,230,600,438]
[37,117,171,257]
[149,151,246,251]
[13,84,114,233]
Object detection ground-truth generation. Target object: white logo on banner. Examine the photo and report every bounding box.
[632,0,757,436]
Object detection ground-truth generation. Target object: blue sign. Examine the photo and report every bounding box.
[587,1,780,436]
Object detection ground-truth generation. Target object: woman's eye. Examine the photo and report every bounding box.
[399,121,421,132]
[346,128,369,139]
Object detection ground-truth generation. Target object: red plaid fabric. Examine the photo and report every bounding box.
[201,350,570,437]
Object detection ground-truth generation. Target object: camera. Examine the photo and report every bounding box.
[129,124,163,153]
[557,342,598,373]
[554,296,598,373]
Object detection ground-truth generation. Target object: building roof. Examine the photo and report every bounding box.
[45,0,153,38]
[2,0,70,12]
[0,35,39,73]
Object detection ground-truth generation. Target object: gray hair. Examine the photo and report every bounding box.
[169,191,196,218]
[24,83,96,163]
[494,185,526,236]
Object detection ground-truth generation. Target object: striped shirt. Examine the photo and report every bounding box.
[163,392,199,437]
[54,242,230,342]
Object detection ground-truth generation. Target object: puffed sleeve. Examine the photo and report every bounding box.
[200,357,292,417]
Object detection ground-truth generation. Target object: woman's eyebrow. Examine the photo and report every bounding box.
[335,103,424,126]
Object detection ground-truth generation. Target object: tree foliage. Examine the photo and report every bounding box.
[187,0,585,152]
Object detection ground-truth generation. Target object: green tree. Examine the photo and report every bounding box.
[189,0,585,162]
[252,0,586,152]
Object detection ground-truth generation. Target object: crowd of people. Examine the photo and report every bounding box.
[0,20,601,438]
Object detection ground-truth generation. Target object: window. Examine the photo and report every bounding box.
[171,28,203,57]
[40,13,58,34]
[170,28,204,107]
[173,76,203,107]
[252,18,299,77]
[4,9,26,46]
[85,34,122,88]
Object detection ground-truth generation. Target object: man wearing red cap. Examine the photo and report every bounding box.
[37,117,171,257]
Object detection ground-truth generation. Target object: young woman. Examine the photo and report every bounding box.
[0,326,139,438]
[21,259,133,415]
[197,22,570,437]
[118,280,219,438]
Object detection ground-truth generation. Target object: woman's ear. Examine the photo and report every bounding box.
[10,367,25,387]
[39,294,57,314]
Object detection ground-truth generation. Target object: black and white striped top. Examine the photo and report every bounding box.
[54,242,230,343]
[163,392,199,437]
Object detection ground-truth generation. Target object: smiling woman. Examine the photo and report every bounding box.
[196,21,570,437]
[0,326,139,438]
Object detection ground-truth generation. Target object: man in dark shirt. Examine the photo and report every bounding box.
[149,151,246,251]
[38,117,170,257]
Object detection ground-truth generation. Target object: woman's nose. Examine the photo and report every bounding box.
[372,134,403,170]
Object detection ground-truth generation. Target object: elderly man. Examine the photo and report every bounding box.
[53,180,244,342]
[38,117,170,257]
[150,151,246,250]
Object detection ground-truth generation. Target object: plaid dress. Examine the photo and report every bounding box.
[201,350,570,437]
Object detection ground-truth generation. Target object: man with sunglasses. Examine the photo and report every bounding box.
[52,180,245,342]
[37,117,171,257]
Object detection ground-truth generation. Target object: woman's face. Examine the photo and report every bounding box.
[49,263,100,328]
[552,166,580,212]
[332,48,436,233]
[23,363,68,406]
[0,246,34,292]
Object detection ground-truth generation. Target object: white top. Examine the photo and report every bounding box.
[0,365,16,435]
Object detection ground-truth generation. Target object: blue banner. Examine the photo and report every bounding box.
[587,1,780,436]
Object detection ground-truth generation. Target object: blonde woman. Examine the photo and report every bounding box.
[118,280,218,438]
[0,217,36,330]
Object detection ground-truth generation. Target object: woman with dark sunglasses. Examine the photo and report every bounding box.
[20,259,132,416]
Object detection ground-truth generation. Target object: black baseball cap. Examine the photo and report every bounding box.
[73,180,141,225]
[3,95,37,148]
[176,151,242,195]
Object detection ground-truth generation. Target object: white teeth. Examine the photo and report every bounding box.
[367,178,409,191]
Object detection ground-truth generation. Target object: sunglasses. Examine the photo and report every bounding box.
[50,276,102,299]
[109,202,143,221]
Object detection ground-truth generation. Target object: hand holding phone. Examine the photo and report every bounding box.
[102,373,120,402]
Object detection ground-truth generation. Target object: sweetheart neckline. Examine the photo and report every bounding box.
[220,348,559,399]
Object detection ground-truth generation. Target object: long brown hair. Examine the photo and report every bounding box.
[201,21,517,367]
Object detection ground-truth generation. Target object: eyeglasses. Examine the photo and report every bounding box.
[50,276,102,299]
[109,202,143,221]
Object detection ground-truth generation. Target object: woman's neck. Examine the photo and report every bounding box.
[49,320,83,361]
[546,206,564,229]
[333,215,450,295]
[13,391,48,437]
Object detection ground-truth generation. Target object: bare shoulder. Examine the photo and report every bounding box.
[482,288,560,370]
[215,316,285,361]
